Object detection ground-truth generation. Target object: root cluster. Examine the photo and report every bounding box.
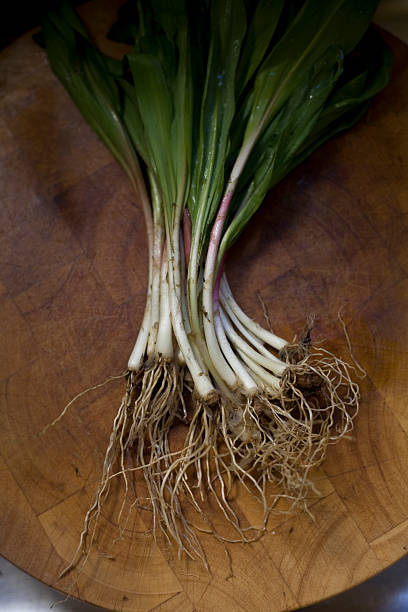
[61,343,360,576]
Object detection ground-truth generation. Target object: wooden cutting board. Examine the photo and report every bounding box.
[1,5,408,611]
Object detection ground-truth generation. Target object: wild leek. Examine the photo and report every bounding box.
[42,0,392,569]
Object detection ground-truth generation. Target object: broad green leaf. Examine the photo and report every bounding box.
[189,0,246,255]
[236,0,285,96]
[243,0,380,148]
[127,52,175,208]
[220,45,344,255]
[42,4,139,184]
[120,79,150,165]
[171,24,193,214]
[116,0,193,224]
[218,24,391,256]
[43,0,391,278]
[283,26,392,176]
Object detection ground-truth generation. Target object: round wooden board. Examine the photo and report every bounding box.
[1,6,408,611]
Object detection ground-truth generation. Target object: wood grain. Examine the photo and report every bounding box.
[1,8,408,611]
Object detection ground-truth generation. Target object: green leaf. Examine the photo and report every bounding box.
[120,78,150,164]
[43,0,391,277]
[220,45,344,254]
[171,24,193,214]
[123,1,193,222]
[42,3,139,183]
[189,0,246,255]
[280,26,392,179]
[243,0,380,147]
[236,0,285,96]
[218,22,391,257]
[127,51,176,207]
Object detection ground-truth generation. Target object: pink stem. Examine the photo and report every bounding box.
[210,192,232,253]
[183,207,192,266]
[205,190,233,286]
[213,256,225,314]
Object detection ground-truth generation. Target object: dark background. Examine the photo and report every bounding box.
[0,1,84,48]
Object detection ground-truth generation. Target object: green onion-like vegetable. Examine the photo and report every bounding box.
[42,0,392,569]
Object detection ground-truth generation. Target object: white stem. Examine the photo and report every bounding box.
[201,189,237,389]
[168,214,216,400]
[220,275,287,351]
[220,309,286,377]
[126,167,154,372]
[127,298,152,371]
[176,347,186,366]
[155,255,173,359]
[180,230,208,375]
[147,223,163,356]
[214,311,258,395]
[235,348,281,394]
[222,297,284,361]
[202,296,237,389]
[179,229,192,337]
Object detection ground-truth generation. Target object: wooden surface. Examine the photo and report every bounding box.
[1,10,408,612]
